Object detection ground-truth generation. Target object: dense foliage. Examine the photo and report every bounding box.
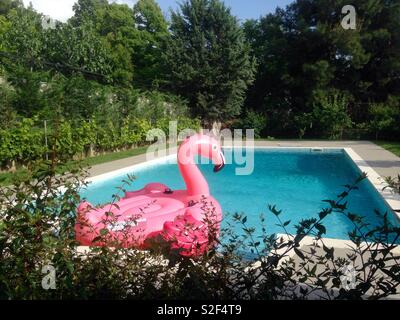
[244,0,400,139]
[0,0,399,171]
[0,100,200,170]
[164,0,255,122]
[0,161,399,299]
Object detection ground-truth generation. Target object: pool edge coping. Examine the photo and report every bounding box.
[343,147,400,217]
[85,146,400,218]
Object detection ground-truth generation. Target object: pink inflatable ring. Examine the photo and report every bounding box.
[75,133,225,257]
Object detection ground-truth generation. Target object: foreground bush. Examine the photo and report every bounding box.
[0,161,399,300]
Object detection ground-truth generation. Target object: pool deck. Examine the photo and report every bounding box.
[276,234,400,299]
[88,140,400,178]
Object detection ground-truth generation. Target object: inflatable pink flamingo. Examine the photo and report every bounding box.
[75,133,225,256]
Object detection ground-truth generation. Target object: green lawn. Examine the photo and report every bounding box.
[374,141,400,157]
[71,146,150,167]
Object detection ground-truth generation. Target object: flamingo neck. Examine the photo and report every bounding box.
[178,145,210,197]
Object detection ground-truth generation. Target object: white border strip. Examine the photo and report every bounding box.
[344,148,400,216]
[86,153,176,184]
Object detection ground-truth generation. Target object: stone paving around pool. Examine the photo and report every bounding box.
[274,234,400,300]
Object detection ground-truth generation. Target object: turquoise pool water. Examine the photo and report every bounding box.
[80,149,398,240]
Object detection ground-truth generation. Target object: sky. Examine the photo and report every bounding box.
[22,0,294,22]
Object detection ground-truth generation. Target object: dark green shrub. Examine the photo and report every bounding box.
[0,117,46,167]
[235,110,267,138]
[384,174,400,195]
[368,101,400,140]
[311,90,353,139]
[0,78,16,128]
[132,91,191,122]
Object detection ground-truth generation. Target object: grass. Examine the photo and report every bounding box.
[374,141,400,157]
[0,170,29,187]
[0,145,150,186]
[70,146,150,167]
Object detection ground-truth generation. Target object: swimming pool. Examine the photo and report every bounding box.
[80,148,399,240]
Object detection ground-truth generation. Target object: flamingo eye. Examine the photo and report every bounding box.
[213,145,218,151]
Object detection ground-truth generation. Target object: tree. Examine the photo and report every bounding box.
[0,0,23,16]
[132,0,169,89]
[6,67,47,117]
[311,89,352,139]
[2,6,44,64]
[70,1,145,86]
[165,0,255,123]
[70,0,108,26]
[42,21,114,83]
[0,76,16,127]
[0,6,47,117]
[41,74,110,120]
[244,0,400,138]
[368,98,400,140]
[0,15,11,52]
[90,2,137,85]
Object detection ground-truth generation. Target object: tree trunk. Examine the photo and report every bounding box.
[211,121,222,136]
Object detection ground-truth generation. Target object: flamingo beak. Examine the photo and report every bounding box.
[213,151,225,173]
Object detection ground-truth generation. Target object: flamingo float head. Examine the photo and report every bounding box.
[178,133,225,197]
[180,133,225,172]
[196,134,225,172]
